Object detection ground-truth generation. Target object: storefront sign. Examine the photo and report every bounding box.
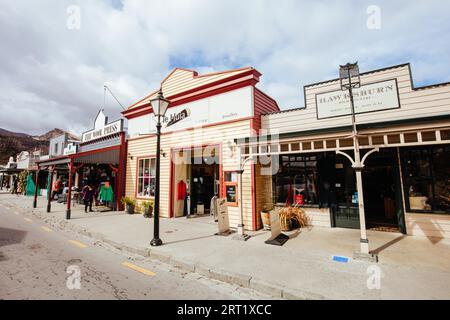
[225,183,238,205]
[63,143,78,155]
[165,108,191,127]
[216,198,231,234]
[127,86,253,137]
[316,79,400,119]
[82,110,123,143]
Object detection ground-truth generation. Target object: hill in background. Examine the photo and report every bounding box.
[0,128,79,165]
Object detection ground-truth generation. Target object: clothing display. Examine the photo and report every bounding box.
[99,183,114,202]
[177,180,187,200]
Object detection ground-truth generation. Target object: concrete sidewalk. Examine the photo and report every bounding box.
[2,193,450,299]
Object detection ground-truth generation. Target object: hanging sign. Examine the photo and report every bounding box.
[316,79,400,119]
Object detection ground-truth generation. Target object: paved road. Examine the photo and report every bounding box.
[0,201,268,300]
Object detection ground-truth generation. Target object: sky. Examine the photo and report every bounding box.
[0,0,449,136]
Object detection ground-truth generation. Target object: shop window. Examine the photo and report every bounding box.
[359,137,370,146]
[272,154,319,205]
[302,142,311,150]
[421,131,436,142]
[440,130,450,141]
[291,143,300,151]
[326,140,337,148]
[339,139,353,148]
[387,134,401,144]
[280,144,289,152]
[371,135,384,145]
[404,132,418,143]
[314,141,324,150]
[402,146,450,213]
[137,158,156,198]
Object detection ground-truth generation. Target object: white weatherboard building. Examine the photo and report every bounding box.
[239,63,450,238]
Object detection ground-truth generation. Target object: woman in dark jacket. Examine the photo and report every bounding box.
[82,181,95,213]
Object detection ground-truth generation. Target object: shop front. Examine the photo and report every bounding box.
[65,110,127,216]
[240,63,450,238]
[122,67,279,230]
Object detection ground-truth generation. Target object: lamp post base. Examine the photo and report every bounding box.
[353,251,378,263]
[233,224,251,241]
[66,209,71,220]
[46,204,51,213]
[233,234,251,241]
[150,238,163,246]
[33,200,37,209]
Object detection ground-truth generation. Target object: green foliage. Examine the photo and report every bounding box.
[121,196,136,206]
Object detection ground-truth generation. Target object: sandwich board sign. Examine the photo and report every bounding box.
[264,211,289,246]
[215,198,233,236]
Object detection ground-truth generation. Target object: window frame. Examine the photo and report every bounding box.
[402,146,450,215]
[135,155,157,200]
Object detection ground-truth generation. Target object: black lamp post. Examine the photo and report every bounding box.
[150,89,170,247]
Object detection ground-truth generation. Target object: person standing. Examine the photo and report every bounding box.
[82,181,94,213]
[51,177,62,201]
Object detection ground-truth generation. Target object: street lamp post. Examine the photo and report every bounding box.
[233,146,253,241]
[150,89,170,247]
[339,62,377,261]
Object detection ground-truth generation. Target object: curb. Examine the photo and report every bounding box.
[8,198,324,300]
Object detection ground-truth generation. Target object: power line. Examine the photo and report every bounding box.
[103,85,126,110]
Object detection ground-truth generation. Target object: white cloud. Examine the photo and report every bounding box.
[0,0,449,135]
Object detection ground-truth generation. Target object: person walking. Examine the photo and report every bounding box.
[82,181,95,213]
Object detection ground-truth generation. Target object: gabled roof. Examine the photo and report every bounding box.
[125,67,260,111]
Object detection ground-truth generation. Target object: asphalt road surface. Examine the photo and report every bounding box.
[0,201,268,300]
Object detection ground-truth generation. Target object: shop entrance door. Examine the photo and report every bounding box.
[332,149,406,233]
[362,148,405,232]
[172,145,220,217]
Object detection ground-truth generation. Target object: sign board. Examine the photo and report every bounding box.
[127,86,253,137]
[225,184,237,204]
[216,198,231,235]
[269,211,282,240]
[264,211,289,246]
[63,142,78,155]
[82,110,123,143]
[316,79,400,119]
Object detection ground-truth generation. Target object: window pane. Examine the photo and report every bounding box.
[407,181,433,211]
[404,149,431,177]
[433,146,450,212]
[149,158,155,177]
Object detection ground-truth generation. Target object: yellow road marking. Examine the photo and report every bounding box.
[69,240,88,248]
[41,226,52,232]
[122,262,156,277]
[24,218,32,222]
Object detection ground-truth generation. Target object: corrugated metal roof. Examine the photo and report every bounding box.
[127,67,256,110]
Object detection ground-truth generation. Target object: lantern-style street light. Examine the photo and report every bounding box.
[339,62,377,261]
[150,89,170,247]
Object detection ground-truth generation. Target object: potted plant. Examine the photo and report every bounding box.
[142,200,154,218]
[278,206,309,231]
[121,196,136,214]
[260,204,274,230]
